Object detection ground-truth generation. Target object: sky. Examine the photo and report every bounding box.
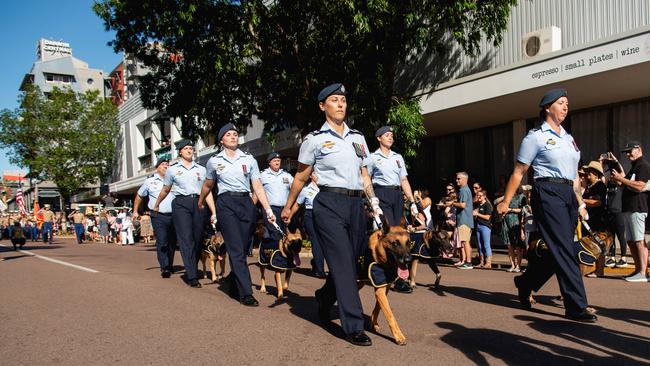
[0,0,123,173]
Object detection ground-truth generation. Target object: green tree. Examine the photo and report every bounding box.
[94,0,515,160]
[0,85,119,202]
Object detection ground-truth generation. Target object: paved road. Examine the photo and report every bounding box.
[1,238,649,365]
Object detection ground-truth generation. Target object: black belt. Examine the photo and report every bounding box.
[535,177,574,186]
[154,211,172,216]
[177,193,199,198]
[318,186,363,197]
[220,191,250,197]
[373,185,400,190]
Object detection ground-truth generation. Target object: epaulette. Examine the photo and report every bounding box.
[349,129,363,135]
[170,162,179,166]
[308,130,327,137]
[147,173,155,178]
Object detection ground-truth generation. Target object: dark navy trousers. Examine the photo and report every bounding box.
[304,209,325,273]
[151,212,176,272]
[313,191,366,335]
[216,194,257,298]
[521,180,588,314]
[172,195,207,282]
[375,186,403,226]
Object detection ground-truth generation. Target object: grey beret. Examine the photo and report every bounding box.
[539,88,567,107]
[155,157,169,168]
[375,126,393,137]
[218,123,238,142]
[318,83,346,102]
[174,139,193,150]
[266,152,280,162]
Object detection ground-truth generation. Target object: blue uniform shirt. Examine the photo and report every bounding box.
[260,168,293,206]
[163,161,206,195]
[298,122,370,190]
[137,173,175,213]
[517,122,580,180]
[205,149,261,195]
[296,182,320,210]
[367,149,407,186]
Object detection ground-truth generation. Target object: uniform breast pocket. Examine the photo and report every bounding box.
[319,144,341,156]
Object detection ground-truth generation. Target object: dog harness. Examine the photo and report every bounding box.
[357,251,398,288]
[408,232,441,259]
[258,239,296,271]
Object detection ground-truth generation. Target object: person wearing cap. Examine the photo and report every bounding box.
[280,83,380,346]
[68,209,86,244]
[611,141,650,282]
[198,123,277,306]
[582,161,607,233]
[154,139,216,288]
[133,158,177,278]
[497,88,597,322]
[41,204,55,244]
[259,152,294,242]
[366,126,418,227]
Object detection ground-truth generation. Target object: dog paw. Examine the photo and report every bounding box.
[372,323,380,332]
[282,283,289,290]
[394,334,407,345]
[260,287,267,293]
[277,294,285,300]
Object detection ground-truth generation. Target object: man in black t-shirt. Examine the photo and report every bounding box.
[611,141,650,282]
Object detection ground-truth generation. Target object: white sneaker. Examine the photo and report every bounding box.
[624,273,649,282]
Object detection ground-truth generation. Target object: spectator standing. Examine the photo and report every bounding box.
[503,186,525,272]
[602,153,629,268]
[473,189,493,268]
[449,172,474,269]
[582,161,608,232]
[121,212,135,245]
[99,212,110,243]
[611,141,650,282]
[139,212,153,244]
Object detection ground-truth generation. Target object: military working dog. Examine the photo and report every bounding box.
[258,228,303,300]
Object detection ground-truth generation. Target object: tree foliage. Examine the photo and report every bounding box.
[94,0,516,160]
[0,85,119,200]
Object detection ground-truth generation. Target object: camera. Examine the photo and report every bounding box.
[600,152,622,173]
[599,153,609,160]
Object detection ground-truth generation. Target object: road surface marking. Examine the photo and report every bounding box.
[0,244,99,273]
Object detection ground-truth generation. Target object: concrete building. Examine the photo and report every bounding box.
[406,0,650,196]
[20,38,105,97]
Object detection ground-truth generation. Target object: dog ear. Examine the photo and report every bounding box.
[380,214,390,235]
[368,231,387,264]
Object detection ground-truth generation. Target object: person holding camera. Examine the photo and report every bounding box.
[600,152,629,268]
[611,141,650,283]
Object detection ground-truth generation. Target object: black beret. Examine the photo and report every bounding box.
[539,88,567,107]
[155,157,169,168]
[218,123,238,142]
[174,139,193,150]
[266,152,280,162]
[318,83,346,102]
[621,141,642,152]
[375,126,393,137]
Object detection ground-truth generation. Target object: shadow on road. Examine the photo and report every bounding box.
[1,254,31,261]
[588,306,650,328]
[436,319,645,365]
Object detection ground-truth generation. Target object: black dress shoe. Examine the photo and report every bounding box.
[513,275,531,309]
[161,270,171,278]
[565,310,598,323]
[189,279,202,288]
[240,295,259,307]
[346,331,372,346]
[315,289,332,323]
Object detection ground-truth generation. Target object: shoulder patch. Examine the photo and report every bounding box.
[308,130,327,137]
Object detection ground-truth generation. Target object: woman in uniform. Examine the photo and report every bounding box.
[281,83,381,347]
[497,88,596,322]
[198,123,277,307]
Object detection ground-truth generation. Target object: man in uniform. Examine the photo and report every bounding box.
[259,152,293,239]
[41,204,56,244]
[154,139,216,288]
[133,158,176,278]
[68,209,86,244]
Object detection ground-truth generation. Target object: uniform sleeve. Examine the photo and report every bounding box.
[206,157,217,180]
[163,167,174,187]
[249,157,261,181]
[296,189,306,205]
[298,135,317,166]
[137,181,149,198]
[398,155,408,177]
[288,173,294,186]
[516,131,540,165]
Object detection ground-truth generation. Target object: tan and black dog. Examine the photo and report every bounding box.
[200,231,227,283]
[258,228,303,300]
[358,225,412,345]
[408,229,453,289]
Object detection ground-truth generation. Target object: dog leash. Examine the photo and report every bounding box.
[271,221,286,239]
[579,219,606,252]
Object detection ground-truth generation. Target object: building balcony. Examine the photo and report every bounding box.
[138,153,153,171]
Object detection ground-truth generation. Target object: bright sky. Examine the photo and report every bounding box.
[0,0,122,173]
